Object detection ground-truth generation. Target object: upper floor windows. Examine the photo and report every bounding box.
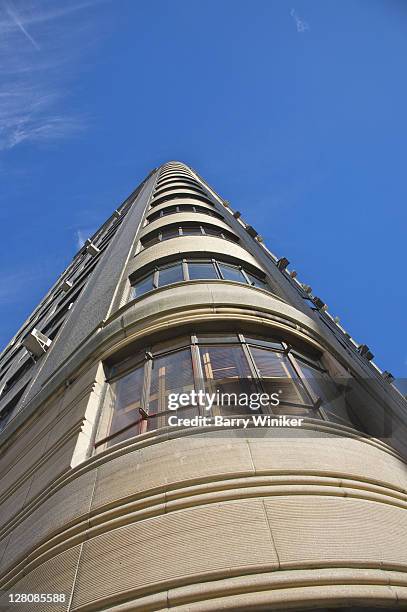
[140,223,239,249]
[149,192,214,208]
[146,203,222,224]
[131,257,270,298]
[154,183,206,198]
[0,384,28,434]
[155,178,204,192]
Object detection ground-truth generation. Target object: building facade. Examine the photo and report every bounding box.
[0,161,407,611]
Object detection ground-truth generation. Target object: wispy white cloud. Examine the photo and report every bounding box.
[75,226,97,249]
[76,229,87,249]
[0,0,102,151]
[4,0,40,50]
[290,8,310,33]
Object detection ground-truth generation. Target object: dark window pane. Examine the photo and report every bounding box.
[218,263,246,283]
[148,348,195,414]
[245,271,268,290]
[188,261,218,280]
[162,206,176,216]
[158,263,184,287]
[202,226,221,236]
[181,224,202,236]
[298,362,352,425]
[142,234,160,248]
[244,336,283,350]
[250,347,309,404]
[147,211,160,222]
[161,226,180,240]
[109,365,144,438]
[196,333,239,343]
[133,273,154,297]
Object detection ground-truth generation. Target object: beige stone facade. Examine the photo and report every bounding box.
[1,162,407,611]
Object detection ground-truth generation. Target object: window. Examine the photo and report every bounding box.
[164,226,181,240]
[154,183,206,198]
[0,384,28,433]
[249,346,311,412]
[200,343,255,416]
[245,271,269,290]
[140,223,238,249]
[145,204,222,225]
[147,348,195,416]
[187,261,218,280]
[98,332,359,450]
[149,192,215,208]
[133,272,155,297]
[218,263,246,283]
[181,224,203,236]
[107,363,144,442]
[0,358,33,399]
[130,258,271,298]
[158,263,183,287]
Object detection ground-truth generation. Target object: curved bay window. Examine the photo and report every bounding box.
[95,333,359,450]
[140,223,239,249]
[150,192,215,208]
[154,183,206,198]
[131,258,270,299]
[146,203,222,224]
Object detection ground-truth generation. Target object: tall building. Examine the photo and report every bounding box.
[1,161,407,611]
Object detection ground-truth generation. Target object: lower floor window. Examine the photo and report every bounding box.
[95,332,362,450]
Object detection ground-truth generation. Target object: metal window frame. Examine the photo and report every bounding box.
[100,332,336,448]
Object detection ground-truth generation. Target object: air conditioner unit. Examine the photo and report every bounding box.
[302,284,312,294]
[246,225,259,239]
[85,239,100,256]
[357,344,374,361]
[113,209,122,219]
[313,297,327,311]
[277,257,289,271]
[22,328,52,358]
[233,211,241,219]
[382,371,395,383]
[61,279,73,292]
[290,270,298,278]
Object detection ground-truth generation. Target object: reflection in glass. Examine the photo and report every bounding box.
[133,273,154,297]
[188,261,218,280]
[147,348,195,414]
[218,263,246,283]
[158,263,183,287]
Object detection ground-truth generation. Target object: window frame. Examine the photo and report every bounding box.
[98,332,332,449]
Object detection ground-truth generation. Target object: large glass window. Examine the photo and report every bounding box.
[147,348,195,418]
[187,261,218,280]
[218,263,246,283]
[107,364,144,441]
[131,258,271,298]
[249,346,311,412]
[245,271,269,290]
[133,272,155,297]
[199,343,255,416]
[97,332,361,450]
[140,223,238,248]
[158,263,183,287]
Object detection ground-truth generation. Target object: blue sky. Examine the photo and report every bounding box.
[0,0,406,382]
